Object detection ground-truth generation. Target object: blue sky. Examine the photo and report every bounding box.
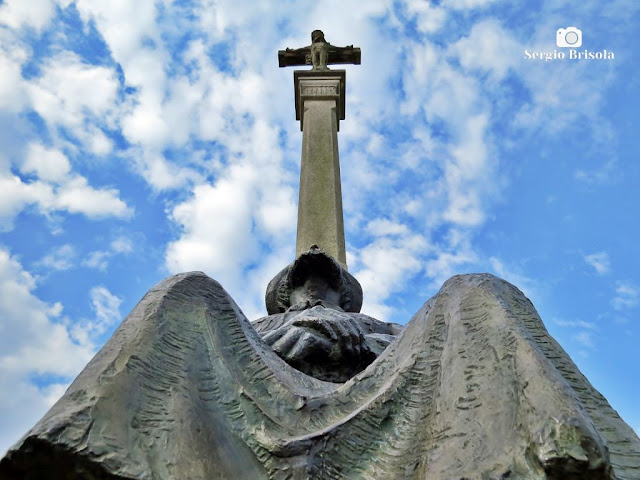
[0,0,638,454]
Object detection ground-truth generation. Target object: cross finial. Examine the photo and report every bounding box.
[278,30,361,70]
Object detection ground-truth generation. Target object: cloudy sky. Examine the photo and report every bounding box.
[1,0,638,454]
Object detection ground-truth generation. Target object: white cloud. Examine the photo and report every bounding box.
[445,0,499,9]
[443,114,493,227]
[90,286,122,326]
[86,127,114,156]
[405,0,446,34]
[0,144,134,228]
[611,282,639,311]
[55,176,132,218]
[27,52,120,155]
[489,256,538,302]
[354,218,429,320]
[73,0,197,191]
[0,174,54,231]
[514,18,615,138]
[575,159,620,186]
[82,251,110,271]
[0,248,93,376]
[398,41,504,234]
[573,331,594,349]
[166,172,261,276]
[449,19,522,81]
[69,286,122,345]
[553,318,598,330]
[0,0,56,32]
[165,148,296,319]
[83,236,134,271]
[0,172,132,228]
[366,218,410,237]
[554,317,599,352]
[131,151,199,191]
[122,103,170,149]
[425,243,477,288]
[74,0,161,70]
[111,236,133,254]
[0,38,130,228]
[30,52,119,122]
[0,247,95,454]
[40,244,76,271]
[0,40,28,113]
[23,144,71,183]
[584,251,611,275]
[515,65,602,133]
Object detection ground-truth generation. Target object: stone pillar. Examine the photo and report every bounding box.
[294,70,348,270]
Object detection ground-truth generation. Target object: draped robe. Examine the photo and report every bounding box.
[1,272,639,479]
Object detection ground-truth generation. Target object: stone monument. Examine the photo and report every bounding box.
[1,30,639,480]
[279,29,360,268]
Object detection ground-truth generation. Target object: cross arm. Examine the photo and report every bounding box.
[326,45,361,66]
[278,47,311,68]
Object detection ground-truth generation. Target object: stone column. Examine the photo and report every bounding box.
[294,70,348,270]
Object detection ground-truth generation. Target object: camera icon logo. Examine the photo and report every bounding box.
[557,27,582,48]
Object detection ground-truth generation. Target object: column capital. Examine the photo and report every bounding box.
[294,70,346,131]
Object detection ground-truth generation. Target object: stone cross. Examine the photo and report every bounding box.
[279,31,360,270]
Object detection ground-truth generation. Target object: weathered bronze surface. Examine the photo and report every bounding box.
[278,30,361,70]
[260,247,396,382]
[2,272,639,479]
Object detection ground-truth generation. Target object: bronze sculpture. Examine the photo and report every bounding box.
[1,30,639,480]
